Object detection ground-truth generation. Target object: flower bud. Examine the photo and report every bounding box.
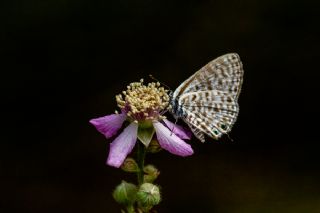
[137,183,161,208]
[121,158,139,173]
[143,164,160,183]
[113,181,137,205]
[146,139,162,153]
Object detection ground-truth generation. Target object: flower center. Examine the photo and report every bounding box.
[116,79,169,121]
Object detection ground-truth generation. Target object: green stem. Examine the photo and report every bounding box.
[137,141,146,185]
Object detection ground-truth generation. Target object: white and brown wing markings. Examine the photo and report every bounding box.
[179,90,237,111]
[182,110,222,142]
[173,53,243,100]
[169,53,243,142]
[180,90,239,141]
[184,104,238,134]
[186,121,205,142]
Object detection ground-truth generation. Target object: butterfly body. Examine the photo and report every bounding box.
[169,53,244,142]
[169,93,185,119]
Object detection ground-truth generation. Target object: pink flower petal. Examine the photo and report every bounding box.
[163,119,192,140]
[153,122,193,157]
[107,122,138,168]
[89,113,126,139]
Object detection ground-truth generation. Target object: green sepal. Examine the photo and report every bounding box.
[137,121,155,147]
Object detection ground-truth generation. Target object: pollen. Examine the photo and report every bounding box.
[116,80,169,121]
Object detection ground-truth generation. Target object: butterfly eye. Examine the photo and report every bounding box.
[213,130,219,135]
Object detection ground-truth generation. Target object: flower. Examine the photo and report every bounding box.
[90,79,193,168]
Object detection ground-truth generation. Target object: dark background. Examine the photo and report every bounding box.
[1,0,320,212]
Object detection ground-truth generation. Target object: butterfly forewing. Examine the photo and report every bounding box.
[173,53,243,100]
[170,53,243,142]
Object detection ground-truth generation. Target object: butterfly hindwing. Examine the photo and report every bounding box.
[182,110,222,142]
[186,121,205,142]
[181,90,239,141]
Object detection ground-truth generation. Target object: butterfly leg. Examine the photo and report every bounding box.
[170,118,179,136]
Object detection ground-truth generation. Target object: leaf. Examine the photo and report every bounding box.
[137,121,155,147]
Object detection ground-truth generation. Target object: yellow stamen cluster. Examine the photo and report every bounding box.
[116,79,169,121]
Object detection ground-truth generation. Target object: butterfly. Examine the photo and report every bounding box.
[169,53,243,142]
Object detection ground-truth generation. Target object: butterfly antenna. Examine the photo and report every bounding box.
[160,109,168,116]
[149,74,171,90]
[226,133,234,142]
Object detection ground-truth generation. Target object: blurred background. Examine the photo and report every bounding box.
[1,0,320,212]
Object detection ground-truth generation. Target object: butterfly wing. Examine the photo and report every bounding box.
[170,53,243,142]
[180,90,239,142]
[185,119,206,142]
[172,53,243,101]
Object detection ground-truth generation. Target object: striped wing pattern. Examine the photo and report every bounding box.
[171,53,243,142]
